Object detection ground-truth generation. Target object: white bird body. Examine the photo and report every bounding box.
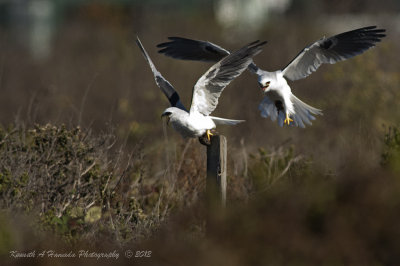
[259,70,294,114]
[257,68,315,126]
[164,107,215,138]
[256,69,299,125]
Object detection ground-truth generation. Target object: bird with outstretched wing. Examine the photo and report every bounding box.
[137,37,266,144]
[157,26,386,128]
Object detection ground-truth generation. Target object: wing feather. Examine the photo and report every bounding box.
[157,37,230,62]
[190,40,266,116]
[157,37,262,75]
[282,26,386,81]
[136,37,187,111]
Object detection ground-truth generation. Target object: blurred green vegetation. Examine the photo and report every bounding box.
[0,124,150,246]
[381,126,400,173]
[0,123,208,256]
[249,146,306,191]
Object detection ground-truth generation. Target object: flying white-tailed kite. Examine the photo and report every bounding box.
[157,26,386,128]
[136,37,266,144]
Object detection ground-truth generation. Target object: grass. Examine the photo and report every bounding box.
[0,123,156,247]
[1,123,400,265]
[0,122,307,245]
[0,123,216,254]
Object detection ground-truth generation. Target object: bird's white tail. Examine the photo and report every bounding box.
[290,94,322,128]
[210,116,245,125]
[258,95,322,128]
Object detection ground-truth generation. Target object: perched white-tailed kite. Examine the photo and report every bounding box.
[157,26,386,128]
[136,37,266,144]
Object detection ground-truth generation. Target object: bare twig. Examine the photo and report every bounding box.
[78,73,98,125]
[240,138,248,178]
[81,161,97,177]
[175,139,192,176]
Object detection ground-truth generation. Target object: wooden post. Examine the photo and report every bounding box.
[206,135,227,208]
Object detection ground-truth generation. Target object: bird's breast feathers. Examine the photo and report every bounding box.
[170,112,215,138]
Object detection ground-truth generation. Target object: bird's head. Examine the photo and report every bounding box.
[161,111,172,125]
[161,107,178,125]
[259,80,271,92]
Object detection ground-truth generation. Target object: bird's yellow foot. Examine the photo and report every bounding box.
[284,114,293,125]
[206,129,214,141]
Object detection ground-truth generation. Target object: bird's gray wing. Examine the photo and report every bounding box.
[190,40,266,116]
[157,37,230,62]
[136,37,187,111]
[282,26,386,81]
[158,37,262,75]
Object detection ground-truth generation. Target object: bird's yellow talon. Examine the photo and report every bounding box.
[206,129,213,141]
[284,114,293,125]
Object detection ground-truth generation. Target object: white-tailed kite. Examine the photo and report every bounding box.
[157,26,386,128]
[136,37,266,144]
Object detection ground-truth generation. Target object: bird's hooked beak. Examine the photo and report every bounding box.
[161,112,172,125]
[260,81,270,92]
